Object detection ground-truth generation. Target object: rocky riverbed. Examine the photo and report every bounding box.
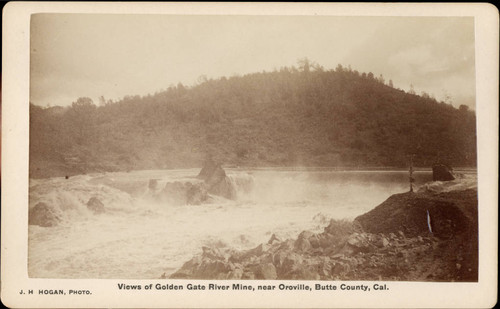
[167,187,478,282]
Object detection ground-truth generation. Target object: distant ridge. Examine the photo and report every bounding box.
[29,63,477,178]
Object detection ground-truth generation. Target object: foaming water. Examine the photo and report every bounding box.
[28,169,442,278]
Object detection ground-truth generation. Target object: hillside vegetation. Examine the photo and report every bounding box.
[30,63,477,178]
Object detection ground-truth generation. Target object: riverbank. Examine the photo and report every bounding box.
[167,185,478,281]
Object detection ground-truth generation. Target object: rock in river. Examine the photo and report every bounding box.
[198,159,237,200]
[87,197,105,214]
[186,182,209,205]
[29,202,61,227]
[432,164,455,181]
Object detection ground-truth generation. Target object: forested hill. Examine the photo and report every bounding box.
[30,64,477,178]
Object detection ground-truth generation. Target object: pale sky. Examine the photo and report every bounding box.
[30,14,476,109]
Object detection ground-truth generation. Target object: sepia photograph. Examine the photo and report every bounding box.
[28,12,479,282]
[2,2,498,308]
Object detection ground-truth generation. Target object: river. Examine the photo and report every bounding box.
[28,168,474,279]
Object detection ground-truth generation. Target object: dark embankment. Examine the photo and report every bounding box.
[356,189,478,239]
[166,188,478,281]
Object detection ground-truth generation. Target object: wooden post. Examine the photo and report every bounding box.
[409,154,415,192]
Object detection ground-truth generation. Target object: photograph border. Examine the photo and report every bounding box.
[2,2,498,308]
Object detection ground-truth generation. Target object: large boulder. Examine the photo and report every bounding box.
[294,231,315,251]
[278,254,321,280]
[198,159,226,183]
[432,164,455,181]
[159,181,190,204]
[186,183,209,205]
[29,202,61,227]
[159,181,210,205]
[87,197,105,214]
[169,246,235,279]
[208,176,237,200]
[198,159,237,200]
[250,263,277,280]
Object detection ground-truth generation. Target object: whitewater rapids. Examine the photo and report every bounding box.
[28,169,474,279]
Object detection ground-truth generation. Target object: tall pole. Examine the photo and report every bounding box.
[409,154,415,192]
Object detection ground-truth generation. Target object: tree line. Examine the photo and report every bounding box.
[29,62,477,178]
